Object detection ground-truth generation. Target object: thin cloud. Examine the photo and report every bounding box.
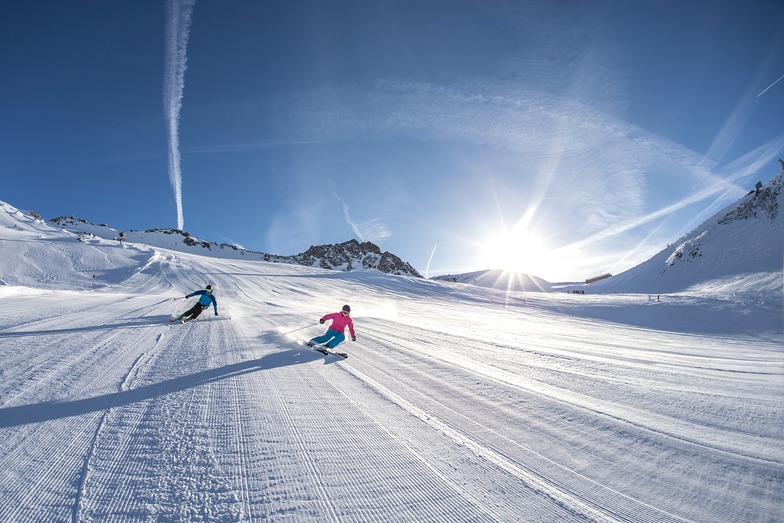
[269,80,688,206]
[331,182,393,244]
[702,60,782,169]
[757,73,784,98]
[351,215,394,244]
[215,81,658,240]
[557,136,784,257]
[163,0,196,230]
[202,79,774,279]
[184,139,327,155]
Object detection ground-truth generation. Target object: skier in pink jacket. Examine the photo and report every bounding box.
[307,304,356,349]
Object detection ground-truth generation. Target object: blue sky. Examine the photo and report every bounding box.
[3,0,783,281]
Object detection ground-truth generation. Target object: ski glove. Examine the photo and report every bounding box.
[319,318,325,324]
[352,336,356,341]
[215,312,218,316]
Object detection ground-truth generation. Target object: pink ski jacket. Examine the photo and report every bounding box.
[321,312,355,337]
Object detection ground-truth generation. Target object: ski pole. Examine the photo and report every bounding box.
[283,322,320,335]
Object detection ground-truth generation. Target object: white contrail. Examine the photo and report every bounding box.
[164,0,195,230]
[756,73,784,98]
[425,244,437,279]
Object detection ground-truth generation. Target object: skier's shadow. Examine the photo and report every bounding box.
[0,315,175,338]
[0,336,328,428]
[256,331,345,367]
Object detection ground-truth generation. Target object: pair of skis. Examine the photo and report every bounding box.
[306,342,348,359]
[168,314,230,323]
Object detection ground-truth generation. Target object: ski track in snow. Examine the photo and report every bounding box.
[0,246,782,522]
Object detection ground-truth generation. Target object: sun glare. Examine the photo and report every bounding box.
[483,229,548,275]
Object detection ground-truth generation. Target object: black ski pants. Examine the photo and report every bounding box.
[184,303,208,320]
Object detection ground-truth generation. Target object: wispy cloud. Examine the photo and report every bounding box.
[549,136,784,278]
[211,81,661,224]
[203,79,776,278]
[298,79,772,201]
[163,0,196,230]
[330,182,393,244]
[614,137,780,238]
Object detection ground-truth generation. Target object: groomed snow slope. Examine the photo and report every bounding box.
[0,203,782,522]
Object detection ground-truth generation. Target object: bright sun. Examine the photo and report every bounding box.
[483,229,548,275]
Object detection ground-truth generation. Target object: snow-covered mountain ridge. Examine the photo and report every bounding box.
[5,169,783,295]
[46,217,421,277]
[590,170,783,297]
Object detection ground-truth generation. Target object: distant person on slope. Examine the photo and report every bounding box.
[173,285,218,323]
[307,305,356,349]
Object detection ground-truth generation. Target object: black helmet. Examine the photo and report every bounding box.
[206,285,212,291]
[342,304,351,312]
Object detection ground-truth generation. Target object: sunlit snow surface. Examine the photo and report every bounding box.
[0,202,782,522]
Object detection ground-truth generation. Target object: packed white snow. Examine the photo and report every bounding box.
[0,200,782,522]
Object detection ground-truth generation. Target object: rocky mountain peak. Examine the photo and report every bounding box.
[718,171,782,225]
[292,239,421,277]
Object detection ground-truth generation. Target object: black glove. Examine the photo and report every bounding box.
[215,312,218,316]
[319,318,325,324]
[352,336,356,341]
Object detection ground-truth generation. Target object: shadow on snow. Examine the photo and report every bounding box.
[0,347,330,428]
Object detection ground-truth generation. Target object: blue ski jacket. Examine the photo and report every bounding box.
[187,289,218,314]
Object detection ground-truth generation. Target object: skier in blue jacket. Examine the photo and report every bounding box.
[173,285,218,323]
